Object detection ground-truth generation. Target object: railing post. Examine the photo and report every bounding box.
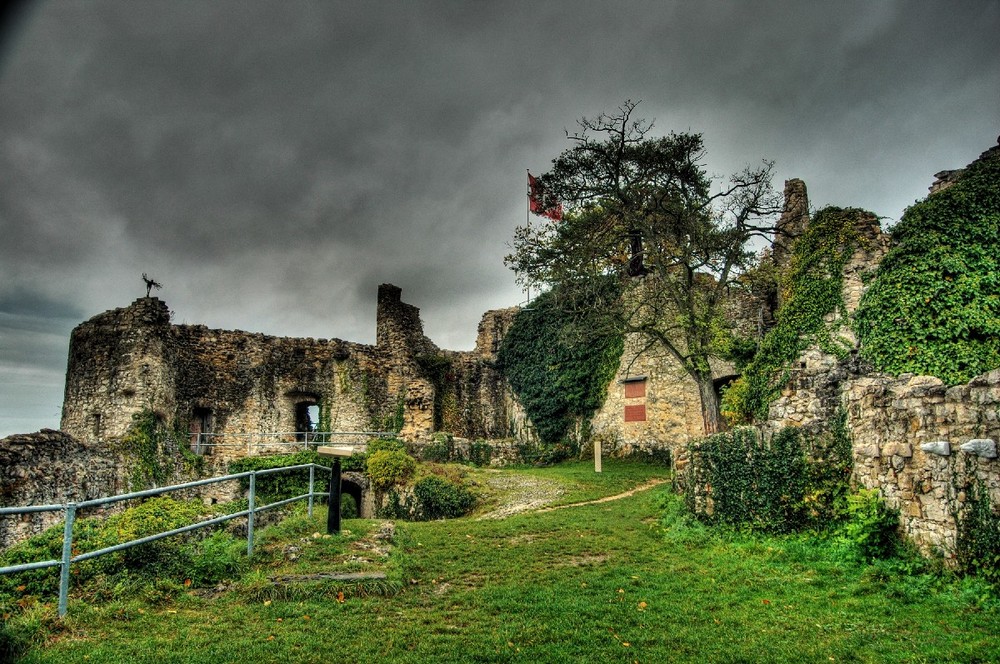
[247,472,256,557]
[58,503,76,618]
[308,465,315,518]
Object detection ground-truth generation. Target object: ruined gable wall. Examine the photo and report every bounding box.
[59,294,405,456]
[165,325,381,457]
[436,308,519,441]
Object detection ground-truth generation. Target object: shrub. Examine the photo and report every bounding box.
[693,427,809,533]
[842,488,899,562]
[413,476,477,520]
[468,440,493,467]
[0,497,220,599]
[366,438,406,455]
[366,450,416,491]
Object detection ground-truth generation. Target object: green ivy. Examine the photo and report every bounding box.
[957,477,1000,586]
[497,282,624,445]
[855,153,1000,384]
[420,433,455,463]
[468,440,493,467]
[688,421,853,534]
[723,207,876,423]
[110,410,207,489]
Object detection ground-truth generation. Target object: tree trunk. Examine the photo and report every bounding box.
[696,373,723,435]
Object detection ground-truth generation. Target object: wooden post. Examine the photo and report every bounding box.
[327,458,342,535]
[594,439,602,473]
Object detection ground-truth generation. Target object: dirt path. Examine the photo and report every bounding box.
[535,478,668,513]
[476,475,668,520]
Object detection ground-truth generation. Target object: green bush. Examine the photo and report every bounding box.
[468,440,493,467]
[366,450,416,491]
[229,451,332,502]
[413,476,477,520]
[692,427,808,533]
[842,488,899,562]
[340,493,359,519]
[0,497,226,600]
[365,438,406,455]
[516,441,578,466]
[855,152,1000,384]
[421,434,454,463]
[956,478,1000,585]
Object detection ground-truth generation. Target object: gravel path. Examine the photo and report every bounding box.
[475,473,667,520]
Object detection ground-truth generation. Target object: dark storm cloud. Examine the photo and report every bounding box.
[1,0,998,436]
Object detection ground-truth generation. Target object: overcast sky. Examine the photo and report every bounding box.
[1,1,997,438]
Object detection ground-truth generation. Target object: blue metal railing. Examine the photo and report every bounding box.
[0,463,327,617]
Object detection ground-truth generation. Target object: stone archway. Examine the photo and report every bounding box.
[341,472,374,518]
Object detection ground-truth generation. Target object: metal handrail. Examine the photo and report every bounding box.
[186,430,395,454]
[0,462,330,617]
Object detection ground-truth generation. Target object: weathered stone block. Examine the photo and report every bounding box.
[960,439,997,459]
[883,442,913,458]
[920,440,951,456]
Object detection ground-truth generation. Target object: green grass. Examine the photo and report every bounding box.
[4,460,999,663]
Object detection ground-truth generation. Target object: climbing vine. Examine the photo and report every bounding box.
[497,282,623,445]
[722,207,875,423]
[855,154,1000,385]
[956,475,1000,586]
[114,409,200,489]
[687,416,853,534]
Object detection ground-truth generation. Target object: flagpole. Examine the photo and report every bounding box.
[524,169,532,306]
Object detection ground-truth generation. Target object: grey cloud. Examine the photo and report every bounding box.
[1,0,998,436]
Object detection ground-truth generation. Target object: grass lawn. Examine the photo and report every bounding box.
[5,460,999,663]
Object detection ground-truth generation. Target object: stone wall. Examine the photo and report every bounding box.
[845,371,1000,556]
[590,333,707,458]
[58,284,517,459]
[0,430,126,547]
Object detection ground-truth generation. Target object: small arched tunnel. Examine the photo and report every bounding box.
[340,472,373,518]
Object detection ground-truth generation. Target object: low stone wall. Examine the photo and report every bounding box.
[844,370,1000,557]
[765,361,1000,558]
[0,430,127,548]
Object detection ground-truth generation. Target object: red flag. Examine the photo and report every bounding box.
[528,172,563,221]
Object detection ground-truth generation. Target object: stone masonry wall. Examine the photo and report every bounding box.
[845,371,1000,557]
[0,430,126,548]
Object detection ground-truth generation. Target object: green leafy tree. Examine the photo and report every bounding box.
[506,101,781,433]
[855,151,1000,384]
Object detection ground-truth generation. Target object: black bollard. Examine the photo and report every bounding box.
[327,458,342,535]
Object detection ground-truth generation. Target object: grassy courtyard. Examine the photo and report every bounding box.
[5,460,999,663]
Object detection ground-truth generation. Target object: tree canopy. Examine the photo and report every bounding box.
[506,101,781,433]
